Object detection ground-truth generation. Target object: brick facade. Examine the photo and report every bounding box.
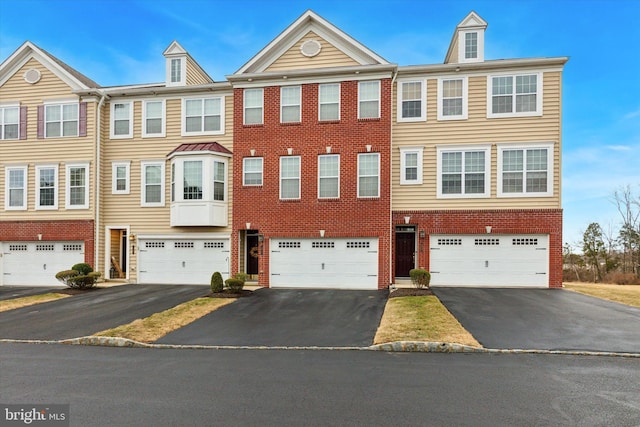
[392,209,563,287]
[232,80,393,288]
[0,220,95,267]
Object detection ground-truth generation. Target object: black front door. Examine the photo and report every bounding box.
[246,234,259,275]
[395,232,415,277]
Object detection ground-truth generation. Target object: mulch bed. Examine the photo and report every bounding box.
[206,290,254,298]
[389,288,434,298]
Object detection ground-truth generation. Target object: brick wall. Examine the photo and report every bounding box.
[0,220,95,266]
[393,209,563,287]
[232,79,393,288]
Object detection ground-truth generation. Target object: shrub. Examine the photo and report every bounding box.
[55,270,79,285]
[225,278,244,293]
[409,268,431,289]
[56,264,101,289]
[603,271,640,285]
[233,273,248,284]
[210,272,224,293]
[72,263,93,275]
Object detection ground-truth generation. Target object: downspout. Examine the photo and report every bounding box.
[389,68,398,288]
[94,90,108,275]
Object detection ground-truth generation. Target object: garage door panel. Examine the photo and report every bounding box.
[2,242,84,286]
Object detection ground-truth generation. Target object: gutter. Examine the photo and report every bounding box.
[94,90,109,274]
[389,68,398,288]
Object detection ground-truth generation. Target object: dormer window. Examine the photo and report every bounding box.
[459,30,484,63]
[464,32,478,60]
[171,58,182,83]
[166,56,186,86]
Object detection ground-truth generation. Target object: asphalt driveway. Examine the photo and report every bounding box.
[0,285,208,340]
[433,288,640,353]
[158,288,388,347]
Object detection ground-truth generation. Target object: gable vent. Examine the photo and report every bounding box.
[300,40,321,57]
[24,68,41,84]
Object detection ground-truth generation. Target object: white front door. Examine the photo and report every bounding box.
[270,238,378,289]
[137,238,230,284]
[1,242,84,286]
[429,235,548,287]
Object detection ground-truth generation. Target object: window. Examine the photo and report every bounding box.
[0,106,19,140]
[213,161,225,201]
[244,88,263,125]
[143,100,165,137]
[243,158,263,186]
[459,30,484,63]
[358,81,380,119]
[358,153,380,198]
[36,165,58,209]
[141,161,165,207]
[66,163,89,209]
[465,32,478,59]
[45,103,78,137]
[280,156,300,200]
[110,102,133,138]
[183,97,223,135]
[438,78,468,120]
[5,166,27,210]
[318,154,339,198]
[488,73,542,117]
[497,143,553,197]
[319,83,340,121]
[397,80,425,122]
[437,146,490,198]
[183,160,203,200]
[400,147,423,185]
[281,86,301,123]
[112,161,130,194]
[171,58,182,83]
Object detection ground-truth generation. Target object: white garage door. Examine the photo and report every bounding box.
[1,242,84,286]
[138,238,229,285]
[429,235,548,287]
[270,238,378,289]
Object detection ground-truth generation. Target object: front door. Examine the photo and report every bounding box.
[395,230,415,277]
[246,234,259,275]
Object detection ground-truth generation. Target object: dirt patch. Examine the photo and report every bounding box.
[389,288,433,298]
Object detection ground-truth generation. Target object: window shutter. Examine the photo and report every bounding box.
[79,102,87,137]
[20,106,27,140]
[37,105,44,138]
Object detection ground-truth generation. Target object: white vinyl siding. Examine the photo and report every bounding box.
[438,77,468,120]
[280,156,301,200]
[397,80,426,122]
[65,163,89,209]
[281,86,301,123]
[319,83,340,121]
[318,154,340,199]
[112,161,130,194]
[0,106,19,139]
[358,153,380,198]
[141,161,165,207]
[45,103,78,138]
[143,100,165,137]
[488,73,542,118]
[358,80,380,119]
[243,158,263,186]
[244,88,263,125]
[497,142,554,197]
[437,145,490,198]
[5,166,27,210]
[110,102,133,138]
[35,164,58,209]
[400,147,423,185]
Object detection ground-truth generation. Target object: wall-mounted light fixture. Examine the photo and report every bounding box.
[486,226,492,234]
[128,233,136,241]
[404,216,411,224]
[129,234,136,254]
[419,230,426,239]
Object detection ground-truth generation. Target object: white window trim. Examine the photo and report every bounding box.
[357,152,380,198]
[358,80,381,119]
[280,86,301,123]
[397,79,426,122]
[459,30,484,63]
[437,77,468,121]
[0,104,20,140]
[213,159,227,202]
[141,161,165,207]
[112,161,131,195]
[35,164,58,210]
[318,83,340,121]
[244,88,264,125]
[4,165,27,210]
[497,142,554,198]
[487,72,543,118]
[436,144,491,199]
[279,156,301,200]
[243,157,263,186]
[65,163,90,209]
[181,96,225,136]
[318,154,340,199]
[44,100,78,138]
[142,99,166,138]
[110,101,134,139]
[399,147,424,185]
[167,56,186,87]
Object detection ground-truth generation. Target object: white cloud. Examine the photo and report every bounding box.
[623,108,640,120]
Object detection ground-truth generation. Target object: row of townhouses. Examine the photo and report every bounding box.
[0,11,567,289]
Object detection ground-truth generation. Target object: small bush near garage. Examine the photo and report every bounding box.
[55,264,102,289]
[409,269,431,289]
[224,278,244,293]
[233,272,249,283]
[210,272,224,293]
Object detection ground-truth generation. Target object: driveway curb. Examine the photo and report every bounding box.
[2,337,640,358]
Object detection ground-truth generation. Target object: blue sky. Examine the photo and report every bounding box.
[1,0,639,248]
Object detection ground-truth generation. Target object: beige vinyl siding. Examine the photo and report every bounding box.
[392,71,562,211]
[265,31,360,71]
[186,57,211,85]
[0,58,96,220]
[445,35,459,64]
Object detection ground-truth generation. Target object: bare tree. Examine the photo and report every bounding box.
[612,185,640,275]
